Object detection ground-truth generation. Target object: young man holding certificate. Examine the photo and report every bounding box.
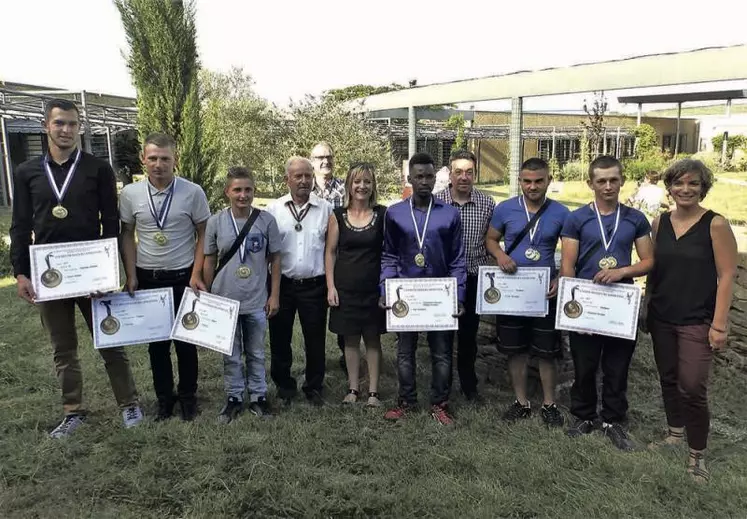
[380,152,466,426]
[202,167,281,422]
[119,133,211,422]
[10,99,142,438]
[485,158,569,427]
[560,155,653,451]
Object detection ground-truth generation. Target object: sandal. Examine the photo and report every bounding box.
[687,451,710,484]
[343,389,359,405]
[647,427,685,450]
[366,392,381,408]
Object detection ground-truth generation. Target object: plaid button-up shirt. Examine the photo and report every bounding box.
[313,177,345,209]
[435,185,496,275]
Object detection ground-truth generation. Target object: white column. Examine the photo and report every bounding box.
[509,97,523,197]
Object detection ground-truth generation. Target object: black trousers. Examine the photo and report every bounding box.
[269,275,328,397]
[456,274,480,396]
[569,332,636,424]
[137,266,198,403]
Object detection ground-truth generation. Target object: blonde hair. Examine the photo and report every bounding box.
[343,163,378,208]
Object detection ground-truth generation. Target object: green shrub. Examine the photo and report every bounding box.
[691,151,721,173]
[0,222,12,278]
[623,152,668,183]
[557,160,585,181]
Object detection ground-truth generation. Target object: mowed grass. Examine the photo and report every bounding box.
[2,280,747,518]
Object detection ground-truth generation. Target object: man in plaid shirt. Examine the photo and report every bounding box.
[435,149,495,401]
[310,142,346,369]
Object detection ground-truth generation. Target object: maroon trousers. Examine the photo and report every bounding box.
[649,317,712,450]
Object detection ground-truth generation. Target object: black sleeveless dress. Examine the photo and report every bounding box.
[328,205,387,336]
[648,210,718,325]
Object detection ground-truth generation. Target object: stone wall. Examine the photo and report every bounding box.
[722,252,747,370]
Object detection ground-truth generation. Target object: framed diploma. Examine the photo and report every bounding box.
[476,266,551,316]
[29,238,120,302]
[555,277,642,340]
[170,290,239,355]
[92,288,175,349]
[385,277,458,332]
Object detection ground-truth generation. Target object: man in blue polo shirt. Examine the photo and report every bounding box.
[486,158,569,427]
[560,155,653,451]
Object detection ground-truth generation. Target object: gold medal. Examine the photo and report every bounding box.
[100,316,121,335]
[181,299,200,330]
[598,256,617,270]
[391,299,409,318]
[414,253,426,268]
[153,231,168,246]
[52,205,68,219]
[236,265,252,278]
[525,248,541,262]
[563,285,583,318]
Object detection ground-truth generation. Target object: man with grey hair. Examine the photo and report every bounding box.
[266,157,333,407]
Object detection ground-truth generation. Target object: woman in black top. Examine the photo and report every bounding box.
[325,163,386,407]
[645,159,737,483]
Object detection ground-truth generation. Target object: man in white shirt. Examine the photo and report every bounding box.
[266,157,332,407]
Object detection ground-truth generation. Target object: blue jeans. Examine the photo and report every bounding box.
[224,311,267,402]
[397,331,454,406]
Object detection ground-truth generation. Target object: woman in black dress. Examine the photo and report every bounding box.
[645,159,737,483]
[325,163,386,407]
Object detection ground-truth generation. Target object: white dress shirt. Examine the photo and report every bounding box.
[266,193,332,279]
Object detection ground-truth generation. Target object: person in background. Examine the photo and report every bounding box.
[626,170,670,217]
[644,159,737,483]
[326,163,386,407]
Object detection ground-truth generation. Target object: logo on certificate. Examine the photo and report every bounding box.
[182,298,201,330]
[563,285,583,319]
[391,285,409,318]
[40,253,63,288]
[99,300,121,335]
[483,272,501,304]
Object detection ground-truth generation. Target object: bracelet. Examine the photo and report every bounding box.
[710,324,727,333]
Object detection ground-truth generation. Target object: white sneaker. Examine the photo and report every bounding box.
[50,414,86,439]
[122,405,144,429]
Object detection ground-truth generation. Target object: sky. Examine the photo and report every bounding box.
[2,0,747,113]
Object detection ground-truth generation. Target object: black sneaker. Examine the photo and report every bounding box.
[179,396,198,422]
[248,397,273,419]
[602,422,636,451]
[541,403,564,427]
[306,390,325,407]
[155,398,175,422]
[567,418,596,438]
[218,396,243,424]
[502,400,531,422]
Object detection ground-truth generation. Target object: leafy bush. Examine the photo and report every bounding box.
[711,134,747,160]
[632,124,658,159]
[0,222,12,278]
[623,152,669,183]
[691,151,722,173]
[557,160,586,181]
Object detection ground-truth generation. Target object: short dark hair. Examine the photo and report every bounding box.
[44,98,80,120]
[520,157,549,172]
[143,132,177,150]
[663,159,713,200]
[588,155,623,180]
[449,149,477,167]
[409,152,435,171]
[225,166,255,188]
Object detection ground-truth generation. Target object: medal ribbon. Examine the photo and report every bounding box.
[229,209,250,264]
[409,196,433,254]
[43,148,82,207]
[286,200,311,226]
[593,201,620,253]
[519,196,544,246]
[146,178,177,230]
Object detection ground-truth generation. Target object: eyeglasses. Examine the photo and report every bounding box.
[312,155,333,161]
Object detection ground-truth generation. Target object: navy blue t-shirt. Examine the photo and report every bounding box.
[490,197,570,277]
[561,203,650,281]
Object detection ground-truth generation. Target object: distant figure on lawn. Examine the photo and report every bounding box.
[9,98,142,438]
[626,170,670,217]
[644,158,737,483]
[560,155,654,451]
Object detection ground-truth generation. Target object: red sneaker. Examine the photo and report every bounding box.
[384,404,409,421]
[431,404,454,425]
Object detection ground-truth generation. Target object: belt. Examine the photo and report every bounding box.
[136,266,193,280]
[281,274,325,286]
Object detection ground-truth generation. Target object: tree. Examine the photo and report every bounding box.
[112,129,142,185]
[580,91,608,161]
[633,123,659,159]
[712,134,747,160]
[324,84,404,103]
[445,114,466,153]
[115,0,215,188]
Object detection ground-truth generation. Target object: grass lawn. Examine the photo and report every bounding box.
[2,278,747,518]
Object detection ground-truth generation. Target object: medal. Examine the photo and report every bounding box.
[563,285,583,319]
[146,177,177,245]
[181,298,200,330]
[391,286,410,318]
[99,300,121,335]
[229,209,257,279]
[52,205,68,219]
[483,272,501,304]
[287,201,311,232]
[525,247,541,262]
[40,253,63,288]
[236,265,252,278]
[409,196,433,269]
[518,196,545,264]
[44,149,81,220]
[593,201,621,271]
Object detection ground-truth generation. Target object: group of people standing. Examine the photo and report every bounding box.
[10,99,737,484]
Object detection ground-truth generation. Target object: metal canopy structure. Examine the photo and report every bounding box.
[347,45,747,195]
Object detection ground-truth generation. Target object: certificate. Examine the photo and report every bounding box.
[92,288,175,349]
[30,238,120,302]
[385,277,458,332]
[170,290,239,355]
[476,266,551,316]
[555,277,642,340]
